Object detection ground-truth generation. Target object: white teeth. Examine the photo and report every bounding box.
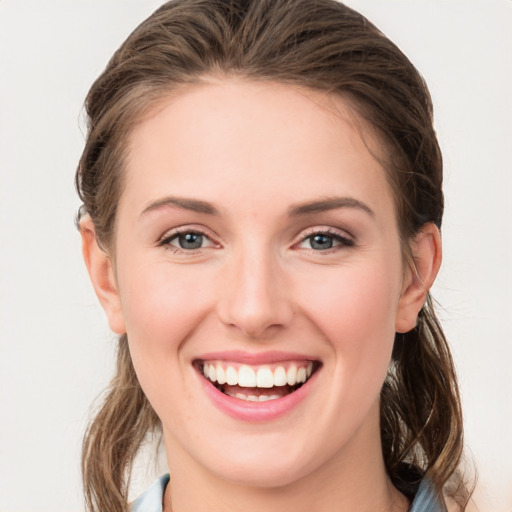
[226,366,238,385]
[273,366,287,386]
[256,367,274,388]
[203,361,315,388]
[216,364,226,384]
[208,364,217,382]
[286,365,298,386]
[238,365,257,387]
[226,391,282,402]
[296,367,307,384]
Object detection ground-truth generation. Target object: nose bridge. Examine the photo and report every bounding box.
[219,238,292,337]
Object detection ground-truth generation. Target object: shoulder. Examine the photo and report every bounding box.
[130,474,170,512]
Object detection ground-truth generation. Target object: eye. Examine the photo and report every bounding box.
[160,230,216,251]
[297,230,354,252]
[308,233,337,250]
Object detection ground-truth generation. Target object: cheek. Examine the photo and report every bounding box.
[290,259,403,443]
[116,261,212,420]
[296,262,401,368]
[117,260,210,359]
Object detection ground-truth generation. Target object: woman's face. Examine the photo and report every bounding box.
[95,80,424,487]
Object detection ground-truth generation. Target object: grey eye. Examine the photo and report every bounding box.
[297,231,354,252]
[176,232,204,249]
[309,234,335,250]
[161,229,216,252]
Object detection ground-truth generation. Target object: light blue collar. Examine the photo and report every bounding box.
[409,478,447,512]
[130,474,170,512]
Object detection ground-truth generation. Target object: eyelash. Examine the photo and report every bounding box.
[295,228,355,253]
[158,227,219,254]
[158,227,355,254]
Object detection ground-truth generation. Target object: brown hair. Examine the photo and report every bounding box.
[76,1,469,510]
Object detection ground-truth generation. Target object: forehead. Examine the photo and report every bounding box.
[122,80,394,220]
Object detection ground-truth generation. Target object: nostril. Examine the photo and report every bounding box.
[217,295,294,339]
[216,255,294,336]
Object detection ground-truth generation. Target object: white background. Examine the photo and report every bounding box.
[0,1,511,511]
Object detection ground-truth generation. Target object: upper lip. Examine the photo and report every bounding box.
[194,350,319,365]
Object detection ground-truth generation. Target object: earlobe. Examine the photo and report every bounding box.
[395,223,442,334]
[80,216,126,335]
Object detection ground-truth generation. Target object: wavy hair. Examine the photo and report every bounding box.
[76,1,470,510]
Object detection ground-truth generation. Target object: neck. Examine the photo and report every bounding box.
[164,465,407,512]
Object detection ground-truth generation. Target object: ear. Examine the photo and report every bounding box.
[80,216,126,335]
[395,223,442,334]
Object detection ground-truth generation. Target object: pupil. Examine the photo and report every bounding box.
[311,234,333,250]
[179,233,203,249]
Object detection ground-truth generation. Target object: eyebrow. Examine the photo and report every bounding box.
[288,197,375,217]
[140,195,374,219]
[140,196,220,217]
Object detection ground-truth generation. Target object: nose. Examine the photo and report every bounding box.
[217,247,294,339]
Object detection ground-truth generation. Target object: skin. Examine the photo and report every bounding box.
[81,80,441,512]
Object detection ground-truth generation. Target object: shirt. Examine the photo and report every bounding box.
[131,474,447,512]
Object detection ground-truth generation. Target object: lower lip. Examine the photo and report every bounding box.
[198,371,317,422]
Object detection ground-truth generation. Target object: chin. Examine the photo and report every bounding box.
[196,432,331,489]
[213,458,315,489]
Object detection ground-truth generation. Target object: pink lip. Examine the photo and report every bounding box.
[199,376,316,422]
[195,350,316,365]
[195,351,320,422]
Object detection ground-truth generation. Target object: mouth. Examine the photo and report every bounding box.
[194,359,321,403]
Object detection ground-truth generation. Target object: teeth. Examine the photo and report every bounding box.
[256,367,274,388]
[208,364,217,382]
[296,367,307,384]
[226,366,238,385]
[238,365,256,387]
[202,361,314,388]
[227,391,283,402]
[274,366,287,386]
[286,365,297,386]
[216,365,226,385]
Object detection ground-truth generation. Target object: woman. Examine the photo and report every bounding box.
[76,0,471,510]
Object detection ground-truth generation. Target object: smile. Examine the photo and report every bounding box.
[197,360,318,402]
